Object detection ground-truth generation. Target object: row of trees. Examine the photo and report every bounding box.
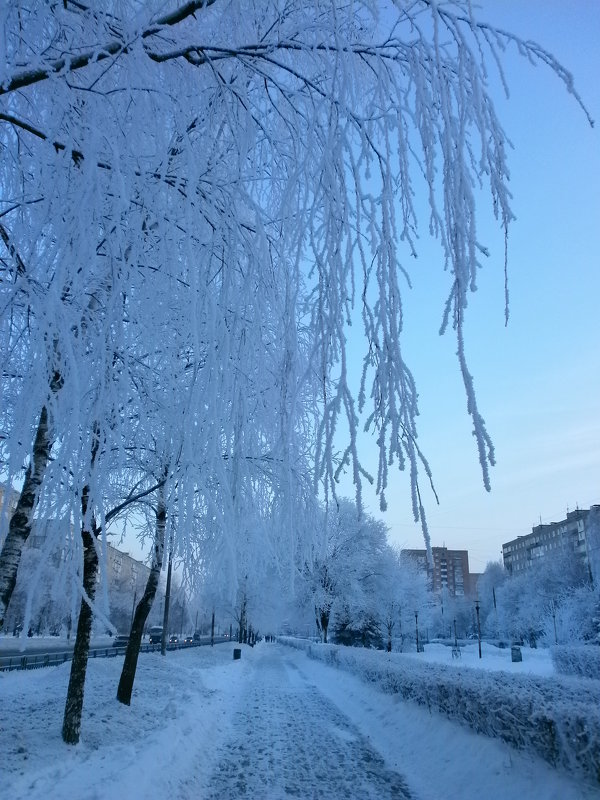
[0,0,589,744]
[6,491,599,665]
[476,555,599,647]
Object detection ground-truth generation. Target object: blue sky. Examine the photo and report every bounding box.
[348,1,600,572]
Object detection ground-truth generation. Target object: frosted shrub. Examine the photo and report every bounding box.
[552,645,600,681]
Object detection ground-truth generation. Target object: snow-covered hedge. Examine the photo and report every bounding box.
[551,645,600,680]
[279,637,600,785]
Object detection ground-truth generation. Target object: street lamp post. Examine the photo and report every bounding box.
[415,610,419,653]
[453,617,458,649]
[475,599,482,659]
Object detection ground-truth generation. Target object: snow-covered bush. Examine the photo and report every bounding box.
[551,645,600,681]
[279,637,600,785]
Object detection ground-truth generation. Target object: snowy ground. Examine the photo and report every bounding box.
[1,640,597,799]
[399,639,557,676]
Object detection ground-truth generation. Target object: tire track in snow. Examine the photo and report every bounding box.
[204,645,413,799]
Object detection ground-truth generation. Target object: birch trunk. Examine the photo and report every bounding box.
[0,404,52,627]
[61,492,99,744]
[116,486,166,705]
[62,429,100,745]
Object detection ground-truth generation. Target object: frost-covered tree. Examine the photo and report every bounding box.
[3,1,592,576]
[391,550,432,649]
[374,545,431,651]
[542,583,599,645]
[3,541,69,637]
[304,499,388,645]
[477,560,507,638]
[495,551,590,646]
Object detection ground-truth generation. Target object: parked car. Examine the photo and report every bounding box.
[193,632,201,642]
[112,634,129,648]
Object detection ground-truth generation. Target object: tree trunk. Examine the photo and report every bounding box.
[238,594,247,643]
[0,404,53,627]
[61,428,100,745]
[117,490,166,705]
[320,610,329,644]
[314,606,322,639]
[211,609,215,647]
[61,507,99,744]
[161,546,173,656]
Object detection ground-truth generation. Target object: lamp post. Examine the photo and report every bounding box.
[475,599,482,659]
[453,617,458,649]
[415,610,420,653]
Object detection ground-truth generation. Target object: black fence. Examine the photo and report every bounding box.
[0,636,230,672]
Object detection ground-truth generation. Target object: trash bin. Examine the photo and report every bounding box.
[511,645,522,662]
[233,648,241,660]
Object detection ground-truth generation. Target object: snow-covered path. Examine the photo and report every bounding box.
[2,639,598,799]
[203,646,413,799]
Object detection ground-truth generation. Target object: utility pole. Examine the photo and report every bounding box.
[211,609,215,647]
[475,599,482,659]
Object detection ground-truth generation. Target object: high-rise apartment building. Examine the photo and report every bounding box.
[502,507,597,577]
[402,546,479,597]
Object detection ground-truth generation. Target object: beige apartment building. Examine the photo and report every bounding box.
[502,507,597,577]
[402,546,480,597]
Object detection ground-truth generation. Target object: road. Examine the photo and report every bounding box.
[201,646,413,799]
[0,634,227,666]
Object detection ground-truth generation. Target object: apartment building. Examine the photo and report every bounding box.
[502,507,597,576]
[402,546,479,597]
